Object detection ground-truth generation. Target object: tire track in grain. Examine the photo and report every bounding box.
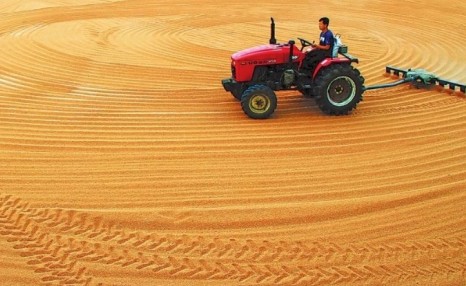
[1,194,465,285]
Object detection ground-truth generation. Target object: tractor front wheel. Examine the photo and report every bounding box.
[313,65,364,115]
[241,85,277,119]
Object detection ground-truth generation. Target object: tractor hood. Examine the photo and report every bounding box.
[229,43,304,82]
[231,44,299,65]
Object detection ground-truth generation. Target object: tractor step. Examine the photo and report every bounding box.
[386,66,465,94]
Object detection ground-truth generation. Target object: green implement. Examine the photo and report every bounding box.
[364,66,465,94]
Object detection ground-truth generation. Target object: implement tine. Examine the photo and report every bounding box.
[437,79,447,87]
[435,78,466,94]
[386,66,409,78]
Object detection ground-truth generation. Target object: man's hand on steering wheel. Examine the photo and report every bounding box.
[297,38,314,51]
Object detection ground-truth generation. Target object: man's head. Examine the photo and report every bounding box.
[319,17,330,31]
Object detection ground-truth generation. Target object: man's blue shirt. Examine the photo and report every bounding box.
[319,30,334,47]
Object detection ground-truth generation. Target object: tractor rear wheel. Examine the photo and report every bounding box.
[313,64,364,115]
[241,85,277,119]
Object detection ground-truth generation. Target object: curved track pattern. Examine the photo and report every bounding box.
[1,195,465,285]
[0,1,465,285]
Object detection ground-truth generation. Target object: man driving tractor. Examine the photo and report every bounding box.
[305,17,334,69]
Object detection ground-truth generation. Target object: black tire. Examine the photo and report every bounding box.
[313,64,364,115]
[241,85,277,119]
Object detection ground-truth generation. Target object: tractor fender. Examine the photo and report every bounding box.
[312,57,351,79]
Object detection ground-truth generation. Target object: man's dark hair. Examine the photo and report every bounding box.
[319,17,330,26]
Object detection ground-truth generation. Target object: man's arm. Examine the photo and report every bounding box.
[312,43,331,50]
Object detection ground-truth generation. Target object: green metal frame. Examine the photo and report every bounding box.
[364,66,465,94]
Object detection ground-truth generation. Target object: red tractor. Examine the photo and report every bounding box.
[222,18,365,119]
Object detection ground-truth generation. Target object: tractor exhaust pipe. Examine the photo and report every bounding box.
[269,17,276,44]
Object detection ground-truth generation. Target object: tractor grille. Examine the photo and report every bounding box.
[231,66,236,79]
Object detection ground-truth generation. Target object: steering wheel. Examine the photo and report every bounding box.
[297,37,313,51]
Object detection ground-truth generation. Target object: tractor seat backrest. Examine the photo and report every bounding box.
[332,34,342,58]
